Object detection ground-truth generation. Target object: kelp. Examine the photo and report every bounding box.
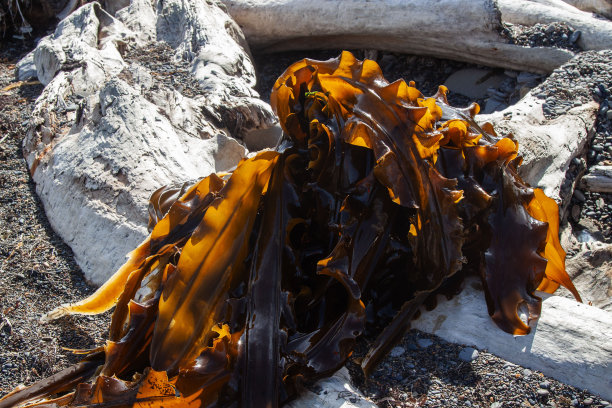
[0,51,580,408]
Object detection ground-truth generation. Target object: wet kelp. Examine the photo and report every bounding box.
[0,51,581,408]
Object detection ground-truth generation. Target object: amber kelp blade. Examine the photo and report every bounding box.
[41,175,226,322]
[71,368,201,407]
[527,188,581,301]
[150,151,280,373]
[149,175,226,250]
[481,167,548,335]
[41,238,152,321]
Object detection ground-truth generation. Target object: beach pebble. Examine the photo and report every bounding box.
[459,347,479,362]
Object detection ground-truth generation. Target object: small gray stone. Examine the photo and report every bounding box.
[490,402,502,408]
[539,381,550,389]
[607,110,612,120]
[537,388,550,397]
[573,189,586,202]
[389,346,405,357]
[583,398,593,406]
[15,51,37,81]
[592,144,604,152]
[523,368,532,377]
[416,338,433,348]
[594,86,604,96]
[570,30,581,44]
[458,347,479,362]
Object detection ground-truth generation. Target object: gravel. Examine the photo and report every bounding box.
[348,331,609,408]
[537,51,612,241]
[0,40,110,396]
[504,22,582,52]
[119,42,208,99]
[0,36,610,408]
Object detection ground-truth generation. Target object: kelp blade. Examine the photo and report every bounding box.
[150,151,279,373]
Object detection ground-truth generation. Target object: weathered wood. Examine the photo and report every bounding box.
[582,165,612,192]
[412,277,612,401]
[562,0,612,19]
[221,0,610,73]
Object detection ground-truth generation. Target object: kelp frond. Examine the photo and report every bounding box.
[0,51,579,408]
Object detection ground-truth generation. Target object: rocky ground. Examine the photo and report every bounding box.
[0,40,110,396]
[1,28,611,408]
[348,331,609,408]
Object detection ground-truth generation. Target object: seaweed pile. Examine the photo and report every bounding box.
[0,51,580,408]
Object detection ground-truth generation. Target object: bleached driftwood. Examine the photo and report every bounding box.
[411,277,612,401]
[581,165,612,192]
[478,97,598,210]
[221,0,611,73]
[562,0,612,19]
[21,0,277,286]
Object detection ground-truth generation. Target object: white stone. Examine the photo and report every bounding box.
[29,78,247,285]
[444,68,508,100]
[33,3,130,87]
[459,347,479,362]
[113,0,157,44]
[412,277,612,401]
[221,0,575,74]
[417,338,434,348]
[15,51,36,81]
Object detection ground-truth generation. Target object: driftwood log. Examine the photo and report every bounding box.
[581,165,612,192]
[221,0,612,73]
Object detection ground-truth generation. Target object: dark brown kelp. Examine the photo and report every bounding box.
[0,51,580,408]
